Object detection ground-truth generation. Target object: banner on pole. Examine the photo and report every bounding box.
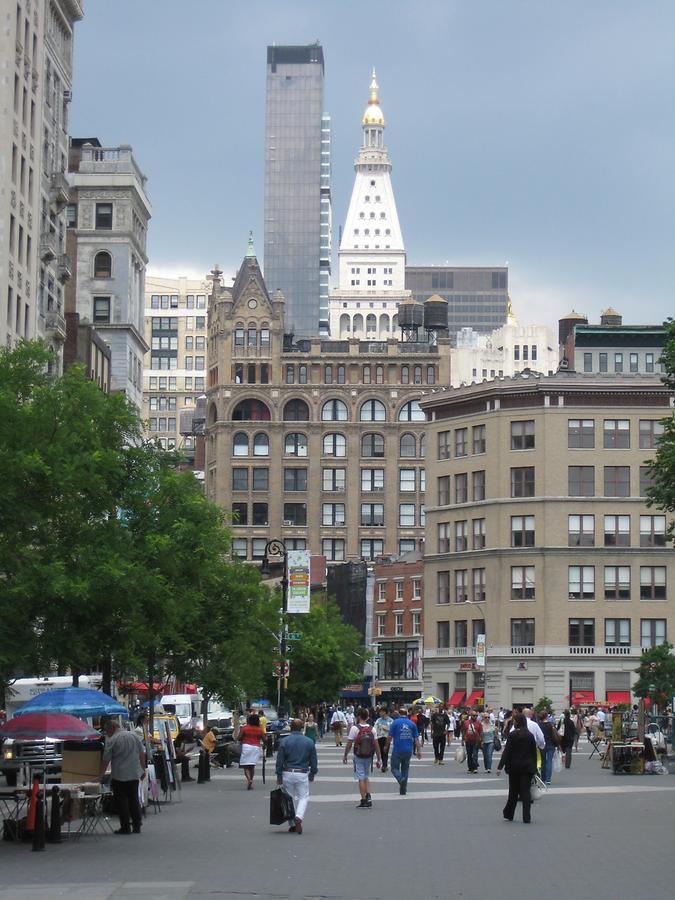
[287,550,311,614]
[475,634,486,667]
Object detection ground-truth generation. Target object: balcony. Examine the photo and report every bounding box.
[57,253,72,283]
[49,172,69,211]
[39,232,57,262]
[45,310,66,342]
[422,645,644,660]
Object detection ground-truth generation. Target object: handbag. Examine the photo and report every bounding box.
[493,734,502,752]
[454,745,466,763]
[530,774,547,802]
[552,749,562,773]
[269,787,296,826]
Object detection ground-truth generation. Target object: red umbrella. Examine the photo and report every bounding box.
[0,712,100,742]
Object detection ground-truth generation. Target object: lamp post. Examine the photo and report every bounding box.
[261,538,288,716]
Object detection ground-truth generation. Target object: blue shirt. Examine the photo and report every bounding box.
[275,731,318,778]
[389,717,419,754]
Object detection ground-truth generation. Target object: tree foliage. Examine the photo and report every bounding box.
[633,642,675,706]
[646,317,675,542]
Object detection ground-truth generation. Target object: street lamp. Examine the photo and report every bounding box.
[261,538,288,716]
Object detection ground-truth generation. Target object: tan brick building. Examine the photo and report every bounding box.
[204,244,451,563]
[421,372,674,710]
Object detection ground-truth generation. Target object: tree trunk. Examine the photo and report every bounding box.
[71,668,80,688]
[148,656,155,733]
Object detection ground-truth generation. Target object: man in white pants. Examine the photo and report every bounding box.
[275,719,318,835]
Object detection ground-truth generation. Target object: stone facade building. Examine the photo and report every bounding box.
[421,371,674,710]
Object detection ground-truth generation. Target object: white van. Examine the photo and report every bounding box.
[160,693,201,737]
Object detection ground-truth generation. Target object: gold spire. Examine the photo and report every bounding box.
[369,68,379,105]
[362,67,385,127]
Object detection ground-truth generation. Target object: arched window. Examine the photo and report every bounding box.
[420,434,426,458]
[376,365,384,384]
[339,314,350,338]
[233,432,249,456]
[392,314,398,331]
[337,365,346,384]
[366,314,377,335]
[93,250,112,278]
[253,433,269,456]
[363,365,371,384]
[413,366,423,385]
[353,314,364,336]
[284,433,307,457]
[323,433,346,457]
[401,366,409,384]
[400,433,416,458]
[427,365,436,385]
[234,324,245,347]
[360,399,386,422]
[247,325,257,347]
[361,433,385,458]
[283,399,310,421]
[260,324,270,347]
[322,399,348,421]
[324,365,333,384]
[380,314,390,336]
[298,365,308,384]
[208,403,218,426]
[398,400,425,422]
[232,399,271,421]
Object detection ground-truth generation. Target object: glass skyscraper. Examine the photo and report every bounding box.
[264,44,331,338]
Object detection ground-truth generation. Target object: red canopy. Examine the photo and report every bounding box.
[606,691,631,706]
[466,690,484,708]
[447,690,465,708]
[117,681,163,694]
[571,690,594,705]
[0,712,99,742]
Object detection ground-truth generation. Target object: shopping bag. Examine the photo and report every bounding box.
[270,788,295,825]
[530,774,547,801]
[454,745,466,763]
[552,749,562,773]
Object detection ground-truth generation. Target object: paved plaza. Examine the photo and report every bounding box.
[0,738,673,900]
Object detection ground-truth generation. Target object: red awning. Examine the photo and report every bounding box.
[447,690,465,708]
[117,681,163,694]
[606,691,631,706]
[466,690,484,708]
[571,690,594,705]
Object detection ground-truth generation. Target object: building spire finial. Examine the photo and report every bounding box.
[246,230,256,259]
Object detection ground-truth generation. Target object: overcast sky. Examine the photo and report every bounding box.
[70,0,675,330]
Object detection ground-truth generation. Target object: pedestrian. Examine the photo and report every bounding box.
[276,718,318,835]
[343,707,381,808]
[497,711,537,824]
[317,706,326,740]
[480,712,495,773]
[303,713,318,743]
[537,710,560,784]
[99,717,146,835]
[572,708,583,750]
[373,707,393,772]
[560,709,576,769]
[330,707,347,746]
[384,707,421,795]
[430,706,451,765]
[174,732,195,782]
[239,713,265,789]
[461,710,483,774]
[201,721,218,767]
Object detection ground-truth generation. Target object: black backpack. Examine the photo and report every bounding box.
[354,725,376,758]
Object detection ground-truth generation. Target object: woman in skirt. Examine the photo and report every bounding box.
[238,713,265,789]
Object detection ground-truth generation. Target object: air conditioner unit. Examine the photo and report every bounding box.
[283,520,293,526]
[63,90,72,102]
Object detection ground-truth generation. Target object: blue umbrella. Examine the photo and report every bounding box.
[14,687,128,719]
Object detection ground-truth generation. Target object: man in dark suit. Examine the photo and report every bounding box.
[497,711,537,823]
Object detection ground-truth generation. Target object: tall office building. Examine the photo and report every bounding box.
[264,43,330,338]
[1,0,84,369]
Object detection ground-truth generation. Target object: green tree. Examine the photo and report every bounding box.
[633,642,675,707]
[646,318,675,542]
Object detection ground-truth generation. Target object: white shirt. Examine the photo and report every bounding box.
[597,709,606,723]
[511,717,546,749]
[331,710,347,726]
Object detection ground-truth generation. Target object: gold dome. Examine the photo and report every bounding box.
[362,68,385,126]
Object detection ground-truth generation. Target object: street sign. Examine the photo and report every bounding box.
[273,661,290,678]
[287,632,301,641]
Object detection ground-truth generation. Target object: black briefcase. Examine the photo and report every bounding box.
[270,787,295,825]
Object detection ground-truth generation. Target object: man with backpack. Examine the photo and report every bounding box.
[343,707,382,808]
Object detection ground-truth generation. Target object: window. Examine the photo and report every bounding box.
[93,251,112,278]
[377,614,387,638]
[231,502,248,525]
[569,466,594,496]
[599,352,608,373]
[640,515,666,547]
[322,503,345,526]
[640,619,666,649]
[400,433,416,457]
[360,502,384,526]
[472,425,486,454]
[283,399,310,421]
[362,433,385,457]
[285,365,294,384]
[472,518,486,550]
[437,571,450,604]
[614,352,623,373]
[247,327,257,348]
[455,473,468,503]
[511,515,535,547]
[511,420,535,450]
[568,515,595,547]
[361,539,384,560]
[233,399,271,421]
[629,353,639,373]
[399,469,416,492]
[603,420,630,449]
[283,503,306,526]
[640,566,666,600]
[398,400,425,421]
[437,621,450,648]
[438,431,451,460]
[639,420,664,449]
[394,613,404,636]
[412,612,421,635]
[455,428,468,457]
[604,466,630,497]
[412,578,421,599]
[285,539,306,551]
[93,296,110,324]
[455,520,468,552]
[583,352,593,373]
[362,468,385,492]
[232,468,248,491]
[322,468,346,491]
[569,619,595,647]
[401,366,409,384]
[437,475,450,506]
[569,566,595,600]
[362,366,371,384]
[231,538,247,559]
[645,353,655,373]
[378,582,387,602]
[605,619,631,646]
[640,466,654,498]
[337,365,346,384]
[284,468,307,492]
[324,365,333,384]
[454,569,468,604]
[511,619,535,647]
[252,468,268,491]
[322,399,348,421]
[438,523,450,553]
[233,432,249,457]
[472,470,486,501]
[399,504,416,527]
[322,539,345,562]
[472,568,486,603]
[251,434,268,457]
[95,202,113,229]
[604,515,630,547]
[511,467,535,497]
[395,582,404,601]
[298,365,307,384]
[455,620,468,648]
[360,399,386,421]
[512,566,535,600]
[252,503,268,526]
[285,433,307,457]
[323,433,346,457]
[604,566,631,601]
[568,419,595,449]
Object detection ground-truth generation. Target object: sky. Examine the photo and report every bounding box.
[70,0,675,331]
